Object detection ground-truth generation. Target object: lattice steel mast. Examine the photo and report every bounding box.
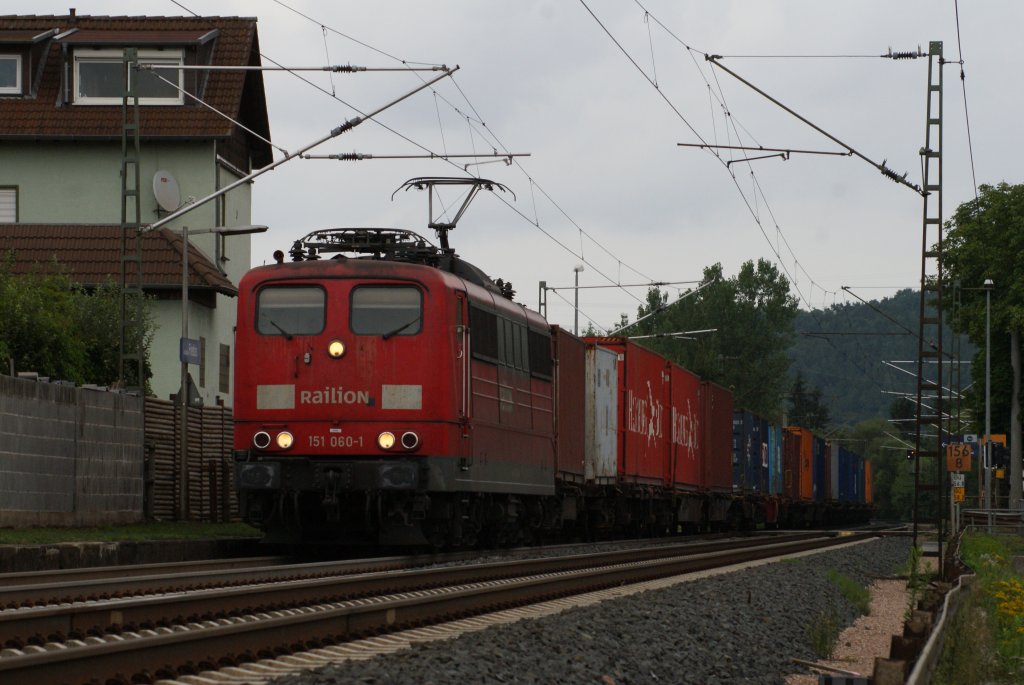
[119,48,145,392]
[912,42,945,570]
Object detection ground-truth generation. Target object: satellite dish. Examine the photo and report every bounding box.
[153,170,181,212]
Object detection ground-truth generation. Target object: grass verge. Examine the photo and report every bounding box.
[0,522,260,545]
[934,533,1024,683]
[827,568,871,616]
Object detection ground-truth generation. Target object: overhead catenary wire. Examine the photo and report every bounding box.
[137,63,448,72]
[604,1,849,308]
[841,285,950,357]
[702,56,924,196]
[549,288,609,335]
[139,66,287,156]
[164,0,498,239]
[953,0,980,203]
[546,279,701,292]
[620,1,928,394]
[632,0,925,312]
[146,68,458,232]
[677,142,852,158]
[300,152,529,162]
[712,54,892,59]
[602,2,887,391]
[260,0,664,313]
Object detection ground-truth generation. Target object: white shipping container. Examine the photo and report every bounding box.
[585,345,618,482]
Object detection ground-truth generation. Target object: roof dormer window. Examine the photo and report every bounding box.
[0,54,22,94]
[74,48,183,105]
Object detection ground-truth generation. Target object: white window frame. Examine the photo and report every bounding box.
[0,54,22,95]
[74,48,184,105]
[0,187,17,222]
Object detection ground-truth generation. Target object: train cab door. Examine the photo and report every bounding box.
[454,291,473,467]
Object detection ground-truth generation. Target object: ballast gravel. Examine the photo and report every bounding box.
[271,536,910,685]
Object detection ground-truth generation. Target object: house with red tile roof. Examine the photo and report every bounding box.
[0,12,272,407]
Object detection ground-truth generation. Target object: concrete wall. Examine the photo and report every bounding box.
[0,375,144,526]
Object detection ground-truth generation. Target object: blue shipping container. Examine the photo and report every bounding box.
[732,410,765,494]
[812,436,828,502]
[837,446,853,502]
[756,417,770,493]
[767,424,784,495]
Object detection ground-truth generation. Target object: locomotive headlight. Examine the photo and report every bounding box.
[253,431,271,449]
[327,339,346,358]
[377,431,396,450]
[276,431,294,449]
[401,431,420,450]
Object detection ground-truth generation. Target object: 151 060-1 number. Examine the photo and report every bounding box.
[308,435,364,448]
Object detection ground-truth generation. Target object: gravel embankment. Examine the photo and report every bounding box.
[272,537,910,685]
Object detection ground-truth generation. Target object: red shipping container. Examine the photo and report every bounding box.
[670,364,702,489]
[587,338,670,486]
[700,380,733,493]
[864,460,873,504]
[553,327,586,482]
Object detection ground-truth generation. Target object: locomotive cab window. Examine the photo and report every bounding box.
[256,286,325,336]
[351,286,422,336]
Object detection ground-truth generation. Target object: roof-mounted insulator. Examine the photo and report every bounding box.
[884,46,924,60]
[288,242,320,262]
[494,279,516,301]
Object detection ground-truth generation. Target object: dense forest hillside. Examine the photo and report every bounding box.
[789,289,974,426]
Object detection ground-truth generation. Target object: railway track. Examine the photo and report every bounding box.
[0,530,811,609]
[0,531,878,684]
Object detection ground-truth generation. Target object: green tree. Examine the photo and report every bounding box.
[628,259,798,419]
[0,253,153,387]
[788,370,831,431]
[944,182,1024,509]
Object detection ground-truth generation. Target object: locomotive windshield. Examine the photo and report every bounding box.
[350,286,422,336]
[256,286,325,336]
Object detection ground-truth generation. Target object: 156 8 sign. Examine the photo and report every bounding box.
[946,443,973,472]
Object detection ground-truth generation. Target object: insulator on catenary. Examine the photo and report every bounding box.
[884,47,923,60]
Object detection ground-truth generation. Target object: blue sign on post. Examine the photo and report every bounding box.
[180,337,201,365]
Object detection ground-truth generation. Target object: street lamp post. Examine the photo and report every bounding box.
[573,265,584,335]
[177,224,268,520]
[984,278,994,517]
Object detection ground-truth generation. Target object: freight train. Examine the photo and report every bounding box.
[232,184,871,546]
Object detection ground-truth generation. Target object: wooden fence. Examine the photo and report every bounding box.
[144,397,238,522]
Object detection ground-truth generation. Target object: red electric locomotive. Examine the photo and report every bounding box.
[234,207,562,545]
[233,179,872,547]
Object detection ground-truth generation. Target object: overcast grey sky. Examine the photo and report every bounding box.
[15,1,1024,332]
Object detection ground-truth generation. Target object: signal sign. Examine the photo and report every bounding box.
[945,443,973,472]
[953,487,965,503]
